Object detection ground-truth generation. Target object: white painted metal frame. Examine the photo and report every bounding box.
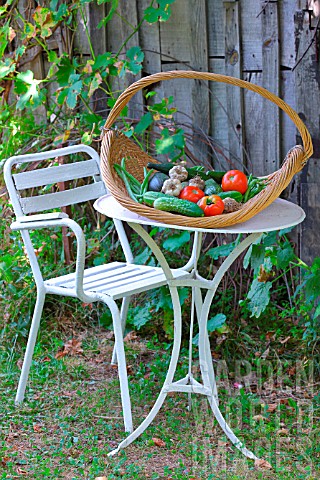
[93,194,306,460]
[3,145,193,433]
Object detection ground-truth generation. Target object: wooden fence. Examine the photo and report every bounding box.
[22,0,320,262]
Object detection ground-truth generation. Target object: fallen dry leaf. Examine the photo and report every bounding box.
[253,414,267,422]
[124,331,138,342]
[55,338,83,359]
[266,403,278,412]
[1,456,9,467]
[16,467,28,475]
[152,437,166,447]
[277,428,289,435]
[16,359,23,370]
[280,336,291,344]
[255,458,272,470]
[33,424,42,433]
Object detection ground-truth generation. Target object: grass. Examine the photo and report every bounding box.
[0,317,319,480]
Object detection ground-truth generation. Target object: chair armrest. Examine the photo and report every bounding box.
[11,212,69,230]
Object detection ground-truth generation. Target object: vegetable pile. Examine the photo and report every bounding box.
[114,159,268,218]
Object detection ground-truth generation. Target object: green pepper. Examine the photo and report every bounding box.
[204,179,222,195]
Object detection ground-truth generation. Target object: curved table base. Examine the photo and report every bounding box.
[109,226,262,460]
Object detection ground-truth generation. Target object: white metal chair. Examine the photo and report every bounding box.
[3,144,190,433]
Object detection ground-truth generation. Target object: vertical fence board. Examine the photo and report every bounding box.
[295,10,320,263]
[241,0,262,71]
[224,1,245,166]
[261,0,280,173]
[159,0,192,63]
[207,0,225,57]
[208,58,230,170]
[106,2,143,120]
[242,71,264,175]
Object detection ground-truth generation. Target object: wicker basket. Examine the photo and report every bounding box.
[100,71,313,228]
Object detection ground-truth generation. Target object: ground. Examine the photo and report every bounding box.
[0,327,319,480]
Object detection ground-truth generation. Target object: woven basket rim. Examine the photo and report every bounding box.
[100,70,313,228]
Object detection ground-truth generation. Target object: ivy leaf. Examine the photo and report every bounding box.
[249,244,266,275]
[134,112,153,134]
[66,75,83,109]
[129,304,152,330]
[56,74,83,109]
[144,0,176,23]
[155,128,185,160]
[88,72,102,97]
[0,58,15,79]
[162,231,190,252]
[15,71,45,110]
[126,46,144,75]
[247,278,272,318]
[207,313,227,332]
[276,242,295,270]
[56,56,78,87]
[207,241,237,260]
[32,6,56,38]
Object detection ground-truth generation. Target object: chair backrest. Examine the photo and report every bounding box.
[4,145,108,218]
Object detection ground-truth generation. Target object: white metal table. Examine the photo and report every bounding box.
[94,194,305,459]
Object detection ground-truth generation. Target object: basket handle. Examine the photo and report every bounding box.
[103,70,313,161]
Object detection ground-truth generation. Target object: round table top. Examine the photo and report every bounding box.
[94,194,305,234]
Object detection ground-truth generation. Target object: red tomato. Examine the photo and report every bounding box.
[179,186,205,203]
[197,195,224,216]
[221,170,248,195]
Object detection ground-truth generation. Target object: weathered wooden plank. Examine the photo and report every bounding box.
[207,0,225,57]
[241,0,263,71]
[295,9,320,261]
[74,4,91,55]
[261,0,280,172]
[280,70,296,159]
[188,0,209,161]
[106,2,144,121]
[137,0,162,74]
[224,1,245,166]
[158,1,209,161]
[208,58,232,171]
[137,0,164,106]
[279,0,298,68]
[159,0,192,63]
[242,71,264,175]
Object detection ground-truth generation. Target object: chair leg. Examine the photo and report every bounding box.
[101,295,133,433]
[15,289,46,405]
[111,295,131,365]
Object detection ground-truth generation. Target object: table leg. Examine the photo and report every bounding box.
[198,232,262,460]
[108,223,184,456]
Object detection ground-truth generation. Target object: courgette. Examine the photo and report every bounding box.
[218,191,243,202]
[146,161,226,183]
[153,197,204,217]
[147,162,175,175]
[204,179,222,195]
[143,191,168,207]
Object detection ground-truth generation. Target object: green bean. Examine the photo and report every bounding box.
[140,169,155,195]
[114,164,139,202]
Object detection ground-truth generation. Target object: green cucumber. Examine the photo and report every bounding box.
[147,162,175,175]
[153,197,204,217]
[142,191,168,207]
[204,179,222,195]
[147,161,226,184]
[218,191,243,202]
